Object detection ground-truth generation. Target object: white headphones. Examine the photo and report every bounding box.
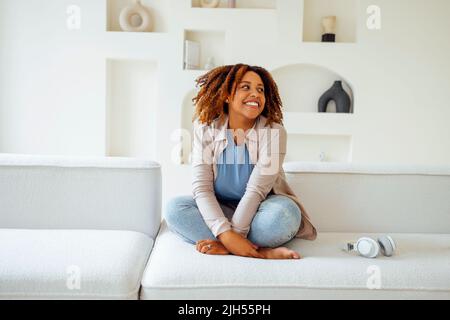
[342,235,396,258]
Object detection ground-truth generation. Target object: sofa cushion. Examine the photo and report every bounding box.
[140,221,450,300]
[0,229,154,299]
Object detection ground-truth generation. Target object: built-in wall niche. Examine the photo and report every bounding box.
[302,0,357,43]
[285,134,353,163]
[191,0,276,9]
[272,63,354,113]
[106,0,169,32]
[183,30,225,71]
[106,59,158,158]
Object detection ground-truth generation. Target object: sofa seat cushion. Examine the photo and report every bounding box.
[0,229,154,299]
[140,221,450,300]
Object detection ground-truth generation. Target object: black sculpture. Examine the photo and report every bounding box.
[322,33,336,42]
[321,16,336,43]
[318,81,351,113]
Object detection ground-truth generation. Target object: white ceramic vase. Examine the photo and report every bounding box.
[119,0,153,32]
[227,0,236,8]
[204,57,215,70]
[200,0,220,8]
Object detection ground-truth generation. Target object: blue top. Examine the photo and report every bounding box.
[214,129,255,203]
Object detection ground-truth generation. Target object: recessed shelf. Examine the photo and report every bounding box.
[272,63,354,113]
[183,29,225,71]
[191,0,276,9]
[183,69,209,78]
[106,0,169,33]
[302,0,357,43]
[283,112,355,136]
[106,59,158,157]
[285,134,353,163]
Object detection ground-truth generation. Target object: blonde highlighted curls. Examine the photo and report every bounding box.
[192,64,283,127]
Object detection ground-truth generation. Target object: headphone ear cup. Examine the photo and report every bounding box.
[355,237,380,258]
[378,235,396,257]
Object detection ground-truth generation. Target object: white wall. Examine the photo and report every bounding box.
[0,0,107,155]
[1,0,450,210]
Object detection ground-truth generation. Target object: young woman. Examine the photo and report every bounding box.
[165,64,317,259]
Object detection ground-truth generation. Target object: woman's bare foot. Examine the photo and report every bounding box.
[196,239,230,255]
[195,240,301,259]
[258,247,301,259]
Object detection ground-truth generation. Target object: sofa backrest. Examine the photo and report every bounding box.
[0,154,161,239]
[284,162,450,234]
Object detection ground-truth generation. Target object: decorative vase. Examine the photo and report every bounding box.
[204,57,215,70]
[321,16,336,42]
[227,0,236,8]
[318,81,351,113]
[119,0,153,32]
[200,0,220,8]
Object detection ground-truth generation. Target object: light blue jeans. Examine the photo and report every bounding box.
[164,194,302,248]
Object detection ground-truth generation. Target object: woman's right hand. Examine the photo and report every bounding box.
[218,230,264,259]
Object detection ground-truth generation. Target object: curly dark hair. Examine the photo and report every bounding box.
[192,64,283,127]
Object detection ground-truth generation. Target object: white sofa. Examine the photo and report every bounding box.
[0,154,161,299]
[1,154,449,300]
[142,162,450,300]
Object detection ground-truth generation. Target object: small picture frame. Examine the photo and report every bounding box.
[184,40,201,70]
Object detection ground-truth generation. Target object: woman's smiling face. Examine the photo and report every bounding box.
[228,71,266,122]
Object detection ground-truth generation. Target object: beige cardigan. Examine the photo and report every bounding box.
[191,114,317,241]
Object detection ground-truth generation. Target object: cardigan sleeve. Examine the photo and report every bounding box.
[191,120,232,237]
[231,125,287,237]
